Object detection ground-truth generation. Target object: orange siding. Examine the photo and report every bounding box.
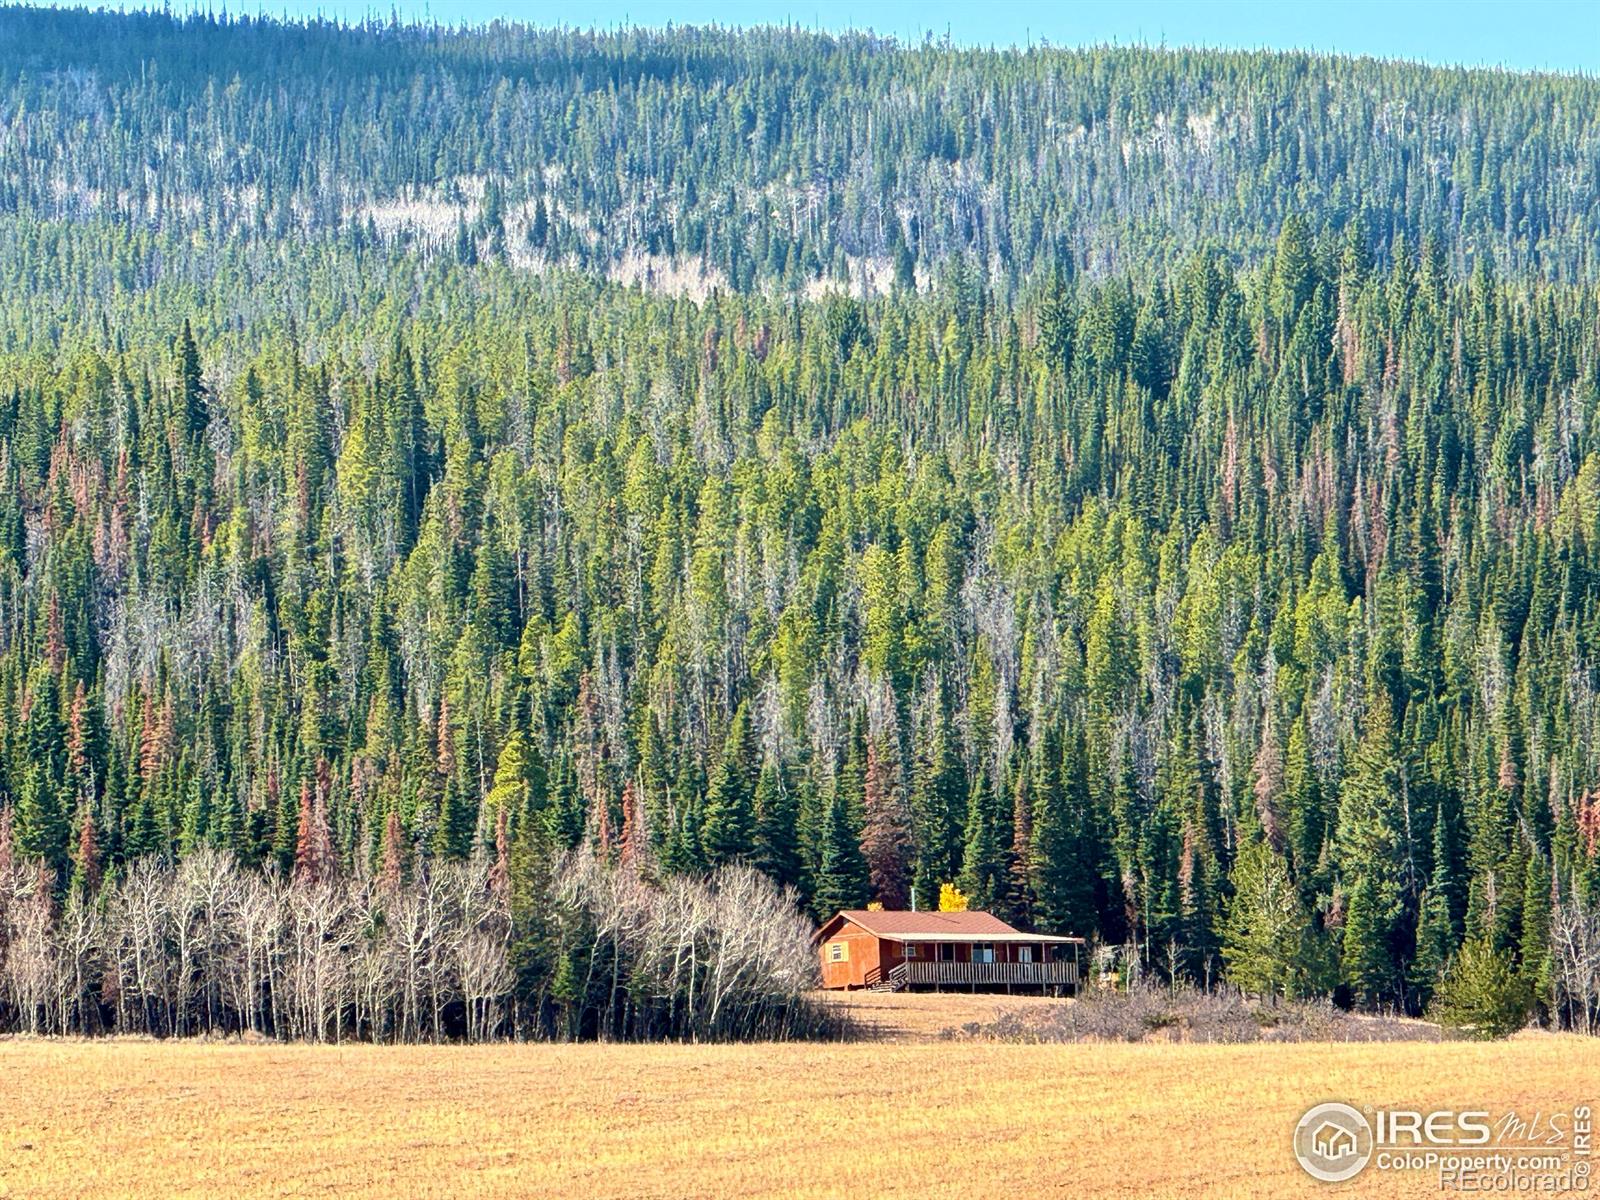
[817,913,1080,988]
[819,924,881,988]
[821,932,1072,985]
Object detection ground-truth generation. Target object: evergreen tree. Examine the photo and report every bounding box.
[177,318,207,441]
[292,779,335,884]
[754,762,802,890]
[1223,839,1317,999]
[15,766,67,881]
[1431,937,1534,1040]
[1032,724,1097,937]
[1336,690,1410,1005]
[911,702,965,910]
[1520,848,1553,1016]
[1003,766,1034,928]
[959,770,1005,913]
[702,705,758,866]
[433,774,477,862]
[812,791,868,919]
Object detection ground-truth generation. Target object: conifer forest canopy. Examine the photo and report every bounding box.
[2,6,1600,1037]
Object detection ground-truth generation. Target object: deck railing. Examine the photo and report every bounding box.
[890,959,1079,988]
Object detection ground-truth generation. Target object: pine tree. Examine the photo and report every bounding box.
[529,195,550,249]
[380,807,407,893]
[1410,883,1453,1003]
[489,805,512,900]
[1335,689,1409,1005]
[911,702,965,910]
[507,817,556,1031]
[544,754,585,851]
[177,318,207,441]
[433,773,476,862]
[1032,724,1096,937]
[1430,937,1533,1040]
[125,788,163,863]
[959,770,1004,912]
[812,790,868,919]
[1252,720,1285,851]
[178,777,210,855]
[15,765,67,880]
[1342,876,1393,1007]
[271,768,297,875]
[1003,766,1034,927]
[1135,798,1182,964]
[1107,737,1142,944]
[212,782,243,856]
[702,752,755,866]
[753,762,800,889]
[454,217,478,267]
[1520,848,1553,1016]
[1270,213,1317,328]
[485,730,539,816]
[1410,781,1466,1007]
[1223,839,1315,999]
[1467,747,1518,950]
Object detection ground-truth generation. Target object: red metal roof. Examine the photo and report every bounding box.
[813,909,1084,943]
[837,909,1021,938]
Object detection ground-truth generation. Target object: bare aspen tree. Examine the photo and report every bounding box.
[1552,876,1600,1037]
[0,844,828,1042]
[5,865,56,1034]
[58,893,103,1035]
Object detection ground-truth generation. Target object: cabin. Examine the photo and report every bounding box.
[814,910,1084,993]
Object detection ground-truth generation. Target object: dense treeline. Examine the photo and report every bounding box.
[0,3,1597,311]
[1,12,1600,1038]
[4,222,1600,1026]
[0,836,826,1041]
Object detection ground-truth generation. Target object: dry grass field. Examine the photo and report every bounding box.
[1,995,1596,1199]
[814,986,1067,1040]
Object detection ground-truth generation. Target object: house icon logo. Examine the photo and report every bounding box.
[1294,1102,1374,1182]
[1312,1122,1357,1159]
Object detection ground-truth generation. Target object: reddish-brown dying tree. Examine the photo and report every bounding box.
[489,806,511,900]
[618,779,651,872]
[379,808,406,893]
[293,778,335,885]
[860,736,911,909]
[73,804,101,895]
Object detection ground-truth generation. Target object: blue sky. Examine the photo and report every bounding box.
[71,0,1600,74]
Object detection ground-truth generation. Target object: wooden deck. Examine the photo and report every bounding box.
[889,959,1079,989]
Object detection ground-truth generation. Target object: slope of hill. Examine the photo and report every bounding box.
[0,9,1598,1038]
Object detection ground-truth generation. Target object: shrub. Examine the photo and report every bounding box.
[1429,939,1534,1041]
[945,983,1443,1044]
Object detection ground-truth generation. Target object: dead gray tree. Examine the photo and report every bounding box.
[1552,875,1600,1036]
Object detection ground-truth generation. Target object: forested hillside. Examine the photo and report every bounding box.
[1,8,1599,1037]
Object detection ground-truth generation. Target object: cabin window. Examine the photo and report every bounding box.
[973,943,995,964]
[904,943,917,958]
[1017,946,1033,964]
[828,942,848,963]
